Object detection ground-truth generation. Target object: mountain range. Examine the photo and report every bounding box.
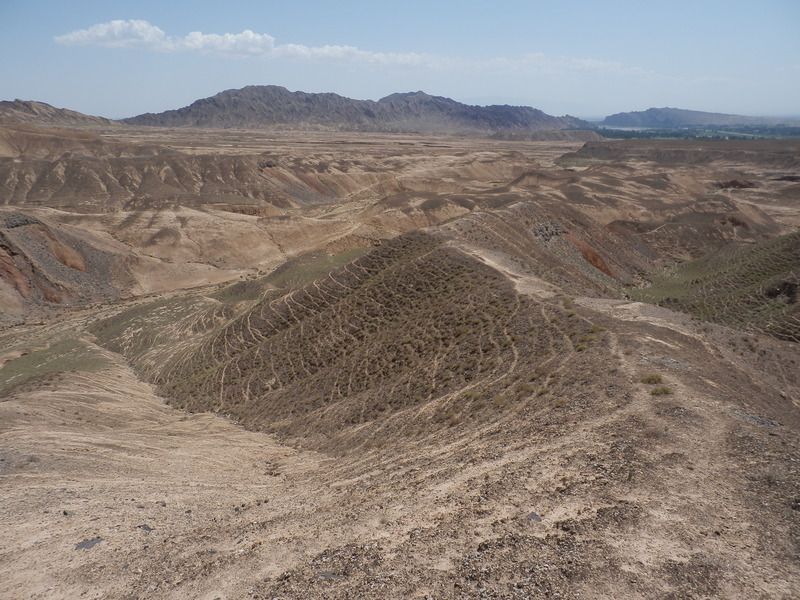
[121,85,593,133]
[4,89,798,135]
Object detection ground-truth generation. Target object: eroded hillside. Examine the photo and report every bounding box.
[631,230,800,342]
[3,127,797,325]
[91,227,618,451]
[1,128,799,600]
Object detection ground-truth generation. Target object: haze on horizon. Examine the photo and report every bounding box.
[1,0,798,120]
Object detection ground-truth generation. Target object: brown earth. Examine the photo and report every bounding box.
[1,128,799,599]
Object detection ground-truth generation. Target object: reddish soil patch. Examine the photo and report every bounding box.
[563,232,615,277]
[0,248,32,298]
[26,225,86,271]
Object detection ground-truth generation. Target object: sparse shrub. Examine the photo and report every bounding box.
[587,325,606,333]
[640,373,663,384]
[650,386,672,396]
[575,344,588,352]
[492,394,509,408]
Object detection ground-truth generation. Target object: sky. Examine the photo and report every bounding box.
[1,0,798,120]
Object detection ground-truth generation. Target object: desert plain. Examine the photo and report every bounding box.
[1,123,799,599]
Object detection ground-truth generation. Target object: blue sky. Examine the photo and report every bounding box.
[1,0,798,119]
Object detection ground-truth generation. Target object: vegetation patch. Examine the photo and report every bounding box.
[650,386,673,396]
[629,231,800,343]
[260,248,371,291]
[87,229,592,451]
[0,337,110,394]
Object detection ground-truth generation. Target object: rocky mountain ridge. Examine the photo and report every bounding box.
[122,86,593,133]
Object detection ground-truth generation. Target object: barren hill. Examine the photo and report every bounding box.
[4,127,797,323]
[602,107,800,128]
[0,99,115,127]
[122,85,593,134]
[1,127,799,600]
[0,122,172,160]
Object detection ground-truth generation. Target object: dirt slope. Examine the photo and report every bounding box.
[631,230,800,342]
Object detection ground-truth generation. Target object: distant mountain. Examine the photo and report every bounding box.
[0,99,115,126]
[602,107,800,128]
[122,86,593,133]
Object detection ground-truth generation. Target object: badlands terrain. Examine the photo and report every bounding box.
[1,120,799,599]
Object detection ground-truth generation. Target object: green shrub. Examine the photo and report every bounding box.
[650,386,672,396]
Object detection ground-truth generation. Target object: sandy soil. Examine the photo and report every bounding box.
[1,334,327,599]
[2,282,799,599]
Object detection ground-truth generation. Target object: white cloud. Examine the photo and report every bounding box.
[55,20,171,50]
[54,19,648,78]
[273,44,429,66]
[55,19,428,64]
[181,30,276,57]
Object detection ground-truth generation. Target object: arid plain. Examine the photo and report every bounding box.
[1,122,799,599]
